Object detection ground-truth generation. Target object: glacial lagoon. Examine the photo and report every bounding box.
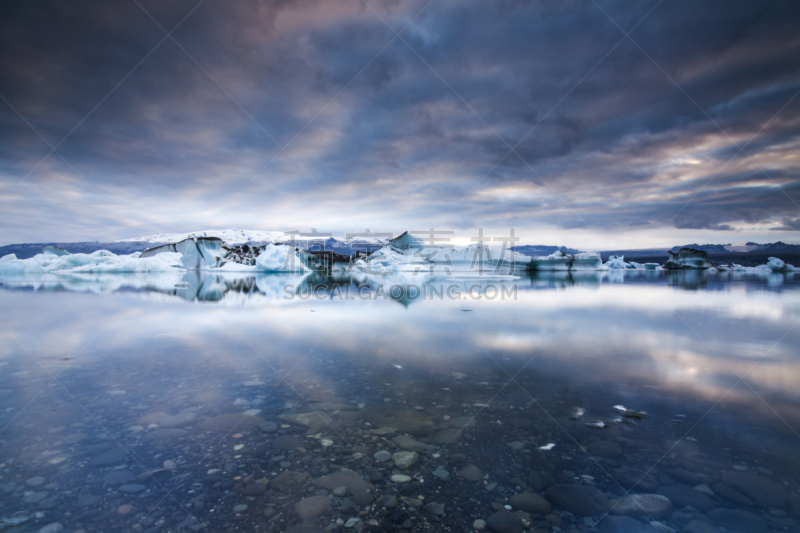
[1,270,799,533]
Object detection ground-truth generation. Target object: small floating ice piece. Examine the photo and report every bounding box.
[570,407,586,419]
[585,421,606,429]
[613,405,647,419]
[392,364,402,369]
[0,513,29,528]
[538,443,556,451]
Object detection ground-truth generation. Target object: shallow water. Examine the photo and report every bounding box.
[0,270,799,533]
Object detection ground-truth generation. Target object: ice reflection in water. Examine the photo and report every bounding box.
[0,271,799,532]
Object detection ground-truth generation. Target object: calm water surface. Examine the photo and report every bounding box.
[1,271,799,533]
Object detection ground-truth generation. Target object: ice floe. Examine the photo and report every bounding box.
[0,249,183,275]
[139,237,309,273]
[356,232,531,276]
[530,251,605,271]
[766,256,798,272]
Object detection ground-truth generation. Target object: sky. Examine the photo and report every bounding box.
[0,0,799,249]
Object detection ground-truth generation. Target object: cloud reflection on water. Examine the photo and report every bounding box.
[1,271,799,423]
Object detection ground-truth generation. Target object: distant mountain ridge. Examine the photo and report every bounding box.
[745,241,800,253]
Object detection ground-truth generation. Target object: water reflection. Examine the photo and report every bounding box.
[3,269,799,303]
[0,272,799,532]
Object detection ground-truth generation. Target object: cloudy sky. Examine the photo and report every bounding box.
[1,0,799,248]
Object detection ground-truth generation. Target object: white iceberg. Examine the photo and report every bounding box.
[359,232,533,275]
[605,255,628,270]
[140,237,225,269]
[139,237,307,273]
[768,257,786,271]
[431,243,531,269]
[765,257,798,272]
[358,248,403,275]
[42,245,70,256]
[604,255,645,269]
[519,250,607,272]
[712,257,797,274]
[256,244,308,273]
[0,249,184,275]
[571,252,605,270]
[1,253,43,275]
[530,251,572,271]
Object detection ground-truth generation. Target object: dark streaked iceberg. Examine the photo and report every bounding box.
[664,248,713,270]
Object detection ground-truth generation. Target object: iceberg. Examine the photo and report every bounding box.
[42,245,70,256]
[768,257,786,271]
[700,257,799,274]
[139,236,307,273]
[357,249,402,276]
[358,231,534,276]
[603,255,647,269]
[663,248,713,270]
[256,245,308,273]
[140,237,225,269]
[716,263,742,271]
[222,243,263,266]
[0,253,42,275]
[529,251,604,271]
[430,243,531,268]
[765,257,798,272]
[0,249,184,275]
[570,252,605,270]
[530,251,572,271]
[57,252,183,273]
[387,231,425,252]
[605,255,628,269]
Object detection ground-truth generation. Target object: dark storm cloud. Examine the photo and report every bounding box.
[0,0,799,244]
